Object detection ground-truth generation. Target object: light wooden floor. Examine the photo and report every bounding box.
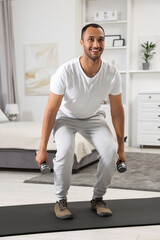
[1,147,160,240]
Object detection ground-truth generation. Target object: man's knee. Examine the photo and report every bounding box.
[56,143,75,160]
[98,141,117,167]
[101,140,117,155]
[108,142,117,156]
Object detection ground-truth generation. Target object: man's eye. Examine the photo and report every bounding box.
[89,38,94,42]
[98,38,104,42]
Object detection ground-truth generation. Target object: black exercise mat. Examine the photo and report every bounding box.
[0,198,160,237]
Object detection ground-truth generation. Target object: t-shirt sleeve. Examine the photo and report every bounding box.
[50,66,66,95]
[110,68,122,95]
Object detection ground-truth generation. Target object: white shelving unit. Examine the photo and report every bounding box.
[82,0,160,147]
[82,0,130,142]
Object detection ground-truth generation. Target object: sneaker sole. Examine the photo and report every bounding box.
[97,212,112,217]
[91,208,112,217]
[55,214,73,219]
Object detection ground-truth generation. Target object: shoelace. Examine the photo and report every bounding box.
[58,199,67,211]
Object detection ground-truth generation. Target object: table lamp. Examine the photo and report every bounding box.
[5,104,19,121]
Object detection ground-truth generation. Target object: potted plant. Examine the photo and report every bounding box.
[141,41,156,70]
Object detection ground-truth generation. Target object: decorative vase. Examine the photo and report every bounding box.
[142,62,150,70]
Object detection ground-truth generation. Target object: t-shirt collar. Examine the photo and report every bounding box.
[78,57,103,81]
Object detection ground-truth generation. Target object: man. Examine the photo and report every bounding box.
[36,23,126,219]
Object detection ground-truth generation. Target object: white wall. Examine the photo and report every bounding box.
[12,0,82,121]
[129,0,160,146]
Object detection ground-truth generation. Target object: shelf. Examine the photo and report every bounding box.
[85,20,127,25]
[130,70,160,73]
[104,46,127,50]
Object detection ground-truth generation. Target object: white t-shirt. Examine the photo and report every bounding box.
[50,57,122,119]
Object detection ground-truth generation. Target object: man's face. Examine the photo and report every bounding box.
[80,27,105,61]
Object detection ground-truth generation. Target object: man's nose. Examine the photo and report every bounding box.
[93,40,100,48]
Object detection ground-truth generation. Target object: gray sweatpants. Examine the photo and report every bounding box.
[53,111,118,201]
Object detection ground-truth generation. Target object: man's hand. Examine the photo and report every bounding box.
[35,150,49,167]
[116,150,126,165]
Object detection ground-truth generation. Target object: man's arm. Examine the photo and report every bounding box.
[109,93,126,163]
[36,92,64,166]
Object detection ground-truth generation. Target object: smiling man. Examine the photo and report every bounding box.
[36,23,126,219]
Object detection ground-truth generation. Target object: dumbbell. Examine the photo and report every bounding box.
[117,160,127,173]
[35,150,51,174]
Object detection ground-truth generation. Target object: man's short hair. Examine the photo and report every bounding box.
[81,23,105,40]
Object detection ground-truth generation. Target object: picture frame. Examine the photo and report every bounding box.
[113,39,125,47]
[105,35,121,47]
[24,42,59,96]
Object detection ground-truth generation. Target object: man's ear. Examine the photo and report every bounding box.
[80,39,83,47]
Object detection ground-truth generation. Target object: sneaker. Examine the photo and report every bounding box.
[54,199,73,219]
[91,198,112,217]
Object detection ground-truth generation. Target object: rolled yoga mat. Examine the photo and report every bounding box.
[0,197,160,237]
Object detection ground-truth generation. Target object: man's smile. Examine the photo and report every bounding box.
[90,48,101,53]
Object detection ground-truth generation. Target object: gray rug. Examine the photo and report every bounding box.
[24,152,160,192]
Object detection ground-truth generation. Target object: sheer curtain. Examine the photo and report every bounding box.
[0,0,18,112]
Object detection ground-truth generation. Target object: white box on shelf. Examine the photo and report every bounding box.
[94,10,118,22]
